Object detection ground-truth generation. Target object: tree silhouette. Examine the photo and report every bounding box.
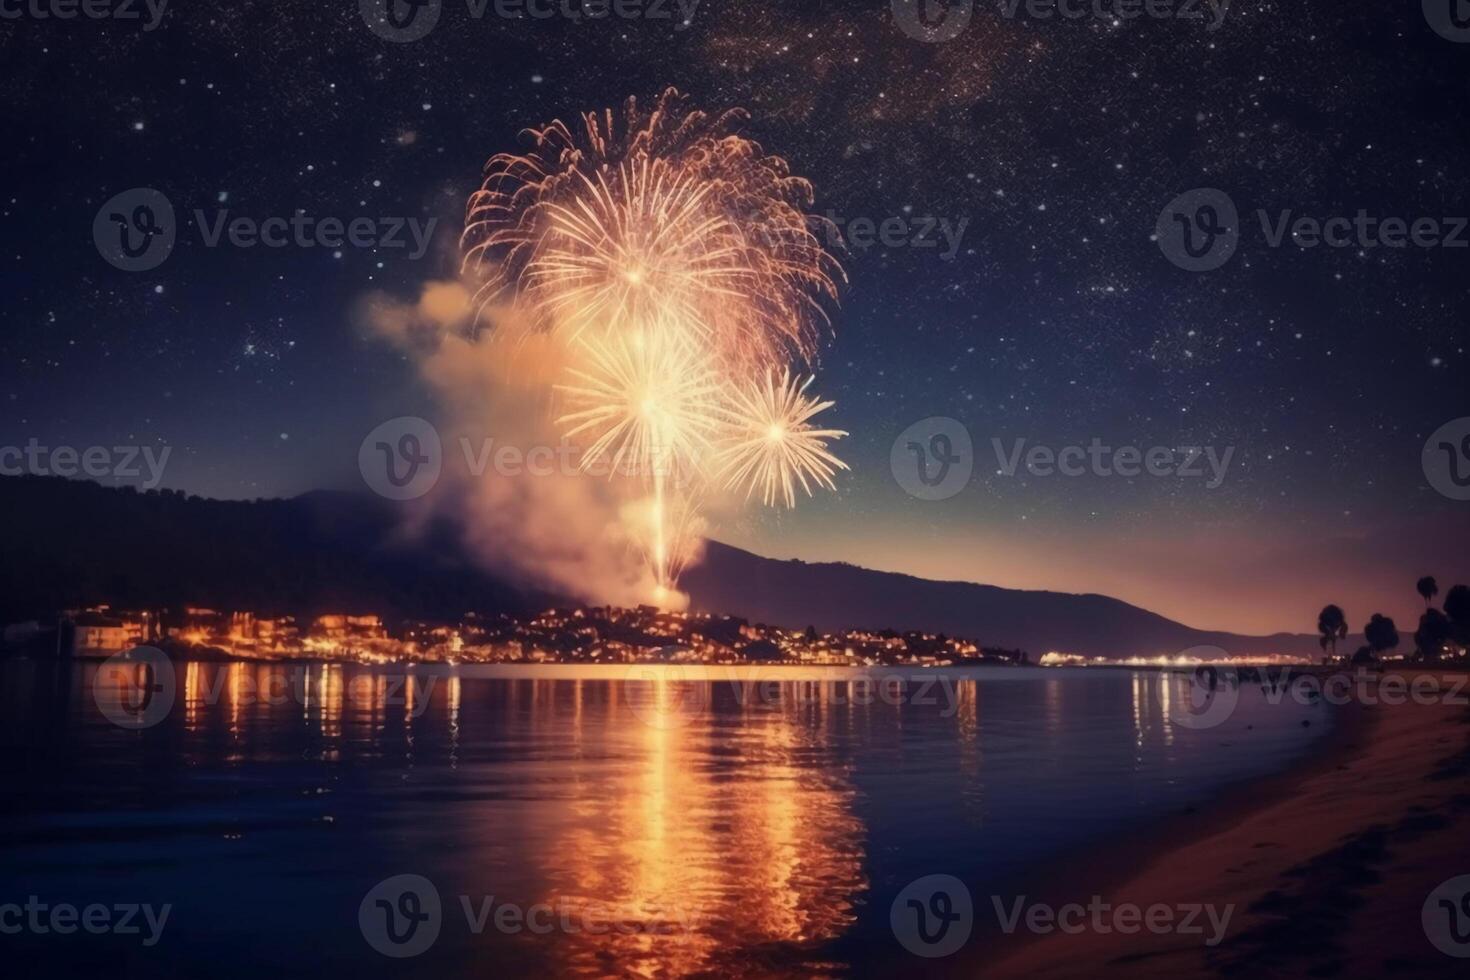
[1363,613,1399,660]
[1317,604,1348,663]
[1417,576,1439,609]
[1444,584,1470,647]
[1414,608,1452,661]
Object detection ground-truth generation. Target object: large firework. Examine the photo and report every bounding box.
[462,89,847,600]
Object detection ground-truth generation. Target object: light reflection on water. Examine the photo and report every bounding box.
[0,660,1329,978]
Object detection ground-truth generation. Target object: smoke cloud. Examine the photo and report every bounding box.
[360,280,695,609]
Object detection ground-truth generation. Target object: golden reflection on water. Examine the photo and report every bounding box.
[90,663,1010,977]
[51,661,1316,979]
[531,675,868,979]
[130,663,876,976]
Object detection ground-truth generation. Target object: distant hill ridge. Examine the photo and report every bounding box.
[683,541,1332,659]
[0,476,1332,658]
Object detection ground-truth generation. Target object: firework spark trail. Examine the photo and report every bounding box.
[462,89,849,601]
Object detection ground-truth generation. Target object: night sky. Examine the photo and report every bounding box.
[3,0,1469,634]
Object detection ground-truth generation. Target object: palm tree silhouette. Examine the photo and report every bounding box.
[1317,604,1347,663]
[1445,585,1470,650]
[1415,608,1452,661]
[1417,576,1439,609]
[1363,614,1399,661]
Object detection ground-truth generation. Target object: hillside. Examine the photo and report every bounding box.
[0,476,1333,658]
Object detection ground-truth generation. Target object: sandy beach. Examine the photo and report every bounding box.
[981,668,1470,978]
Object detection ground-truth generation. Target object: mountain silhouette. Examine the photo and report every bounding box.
[685,541,1332,660]
[0,476,539,626]
[1,476,1334,659]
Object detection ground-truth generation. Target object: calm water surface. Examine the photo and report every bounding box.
[0,659,1330,977]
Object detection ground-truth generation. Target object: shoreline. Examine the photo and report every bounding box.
[976,668,1470,978]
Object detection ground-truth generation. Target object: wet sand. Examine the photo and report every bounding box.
[982,668,1470,978]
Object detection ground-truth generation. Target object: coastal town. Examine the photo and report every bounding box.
[7,603,1031,668]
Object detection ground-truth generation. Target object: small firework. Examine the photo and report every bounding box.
[717,370,848,509]
[556,328,723,482]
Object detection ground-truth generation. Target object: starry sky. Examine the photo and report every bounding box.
[3,0,1468,635]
